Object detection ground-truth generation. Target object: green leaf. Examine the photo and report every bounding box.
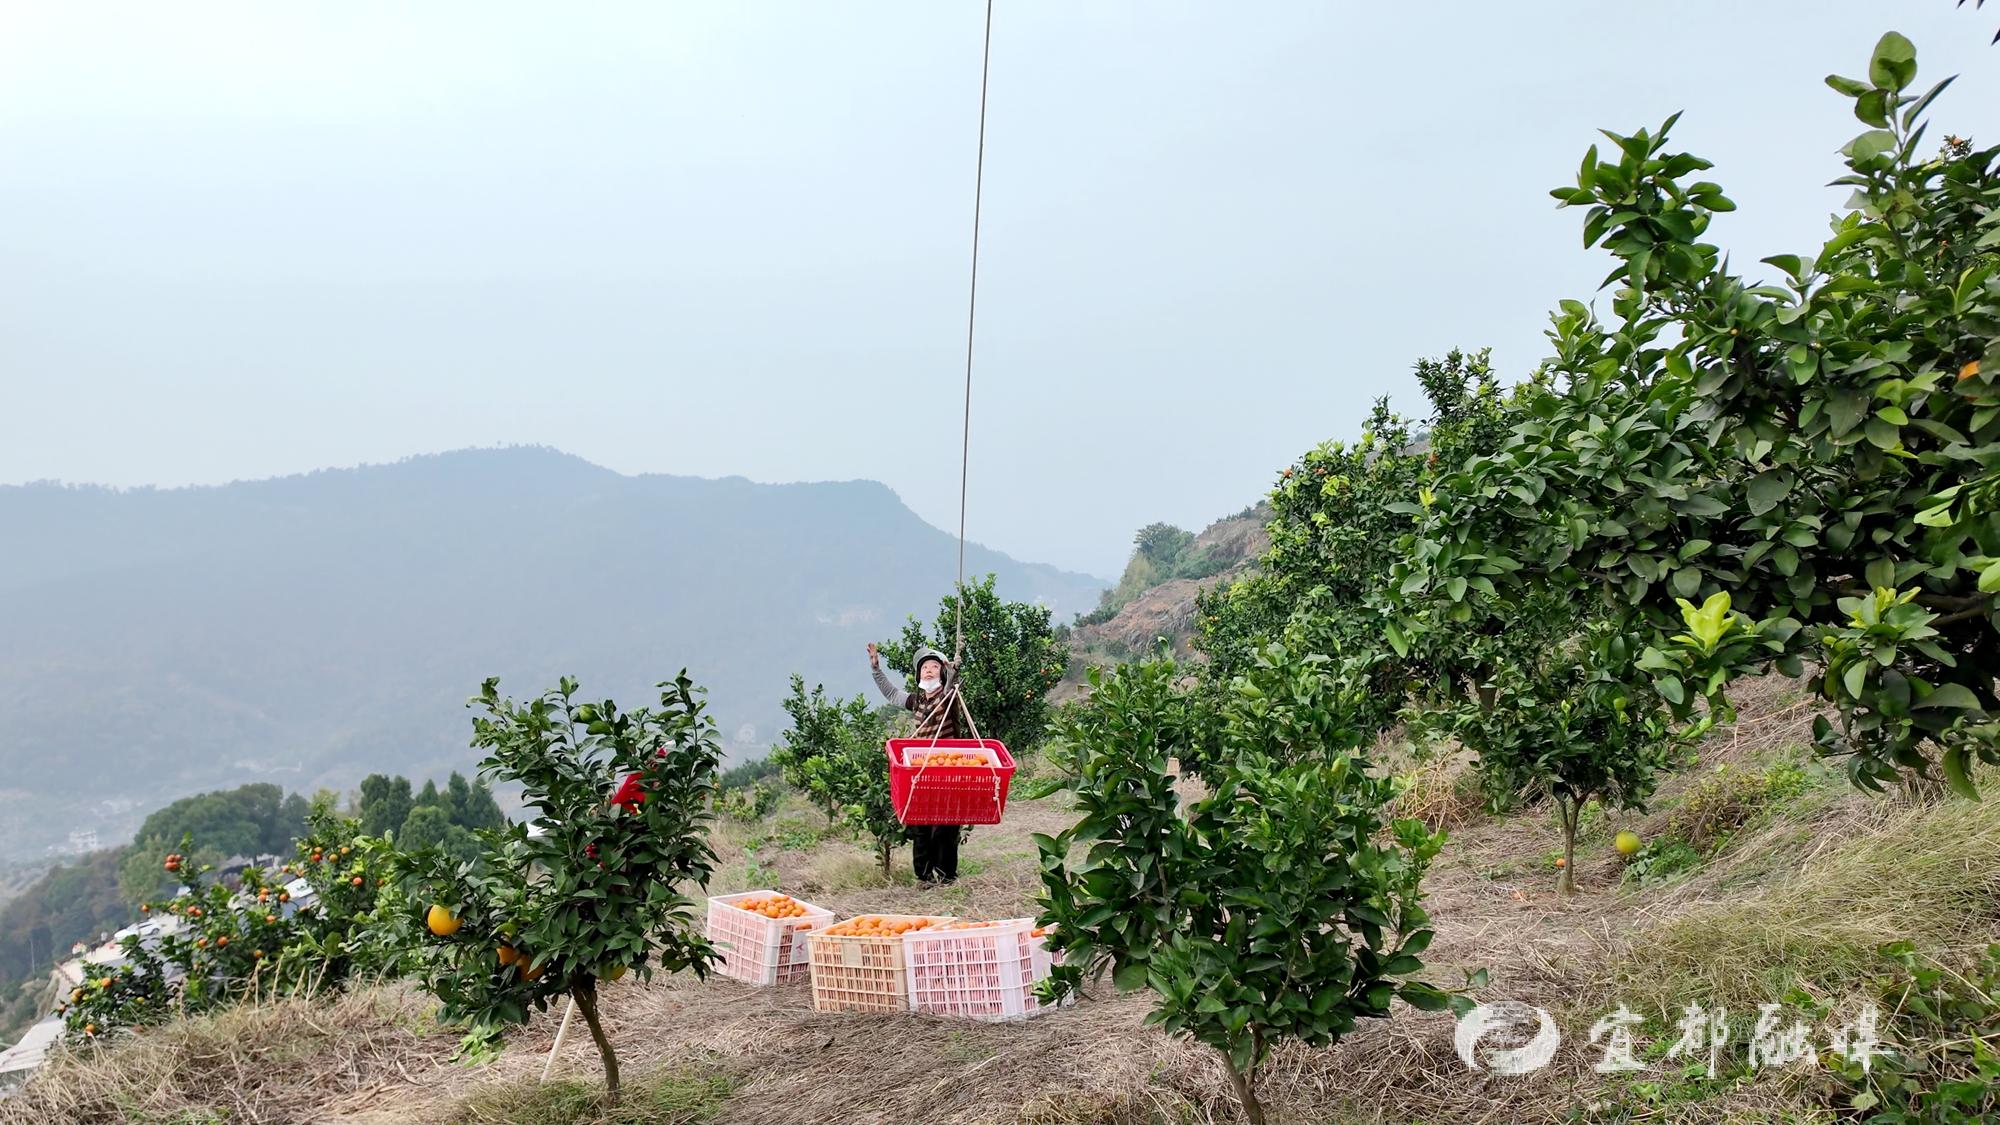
[1843,130,1897,161]
[1385,621,1410,659]
[1671,567,1702,598]
[1746,471,1793,515]
[1865,557,1895,589]
[1980,561,2000,595]
[1941,746,1979,800]
[1228,1036,1256,1076]
[1112,961,1150,993]
[1855,89,1891,128]
[1868,31,1917,93]
[1916,683,1981,711]
[1398,984,1449,1012]
[1825,74,1871,98]
[1762,254,1804,282]
[1843,661,1869,699]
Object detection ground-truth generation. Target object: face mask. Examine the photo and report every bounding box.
[919,676,942,693]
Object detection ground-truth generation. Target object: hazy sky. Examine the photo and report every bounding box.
[4,3,1996,578]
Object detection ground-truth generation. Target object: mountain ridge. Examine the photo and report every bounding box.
[0,447,1104,860]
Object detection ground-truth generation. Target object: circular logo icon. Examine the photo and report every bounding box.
[1455,1001,1561,1075]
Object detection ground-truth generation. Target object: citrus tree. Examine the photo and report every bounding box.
[63,808,401,1039]
[1397,31,1998,800]
[1036,645,1474,1125]
[1195,352,1512,740]
[399,673,721,1106]
[769,675,877,825]
[770,675,905,875]
[879,573,1067,752]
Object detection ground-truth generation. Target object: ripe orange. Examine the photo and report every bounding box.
[497,945,521,967]
[216,936,229,947]
[426,904,461,937]
[908,752,986,767]
[350,876,364,886]
[252,950,265,960]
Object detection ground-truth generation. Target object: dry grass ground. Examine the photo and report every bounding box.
[7,676,1995,1125]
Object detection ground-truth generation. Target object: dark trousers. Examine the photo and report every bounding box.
[910,825,960,884]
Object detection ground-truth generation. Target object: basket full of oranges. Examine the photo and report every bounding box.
[806,914,954,1013]
[705,891,835,986]
[886,738,1017,826]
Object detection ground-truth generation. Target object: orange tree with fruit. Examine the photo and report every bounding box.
[398,673,721,1106]
[1035,645,1478,1125]
[60,808,401,1040]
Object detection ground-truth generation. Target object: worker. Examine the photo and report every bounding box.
[868,642,964,884]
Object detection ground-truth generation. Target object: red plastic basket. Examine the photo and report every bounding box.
[886,738,1016,826]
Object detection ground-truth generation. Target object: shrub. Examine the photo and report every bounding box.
[1664,761,1812,850]
[716,782,776,824]
[1037,645,1474,1125]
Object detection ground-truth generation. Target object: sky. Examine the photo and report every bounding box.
[3,3,1997,579]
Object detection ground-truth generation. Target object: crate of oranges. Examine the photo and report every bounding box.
[886,738,1017,825]
[705,890,835,986]
[905,919,1064,1021]
[806,914,953,1013]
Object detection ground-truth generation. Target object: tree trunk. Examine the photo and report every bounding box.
[572,978,620,1105]
[1221,1050,1264,1125]
[1556,794,1582,897]
[877,838,892,879]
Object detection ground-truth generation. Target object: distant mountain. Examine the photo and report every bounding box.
[0,448,1104,861]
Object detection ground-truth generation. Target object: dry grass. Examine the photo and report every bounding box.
[1389,745,1486,833]
[1607,787,2000,1022]
[0,983,456,1125]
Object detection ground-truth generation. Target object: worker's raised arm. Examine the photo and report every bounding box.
[868,643,912,709]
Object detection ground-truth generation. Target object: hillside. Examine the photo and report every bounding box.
[1062,505,1268,689]
[9,676,1994,1124]
[0,448,1104,861]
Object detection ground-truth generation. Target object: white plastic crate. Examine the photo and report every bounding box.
[904,918,1061,1022]
[806,915,954,1013]
[705,891,834,986]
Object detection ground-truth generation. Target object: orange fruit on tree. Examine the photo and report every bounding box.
[426,904,462,937]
